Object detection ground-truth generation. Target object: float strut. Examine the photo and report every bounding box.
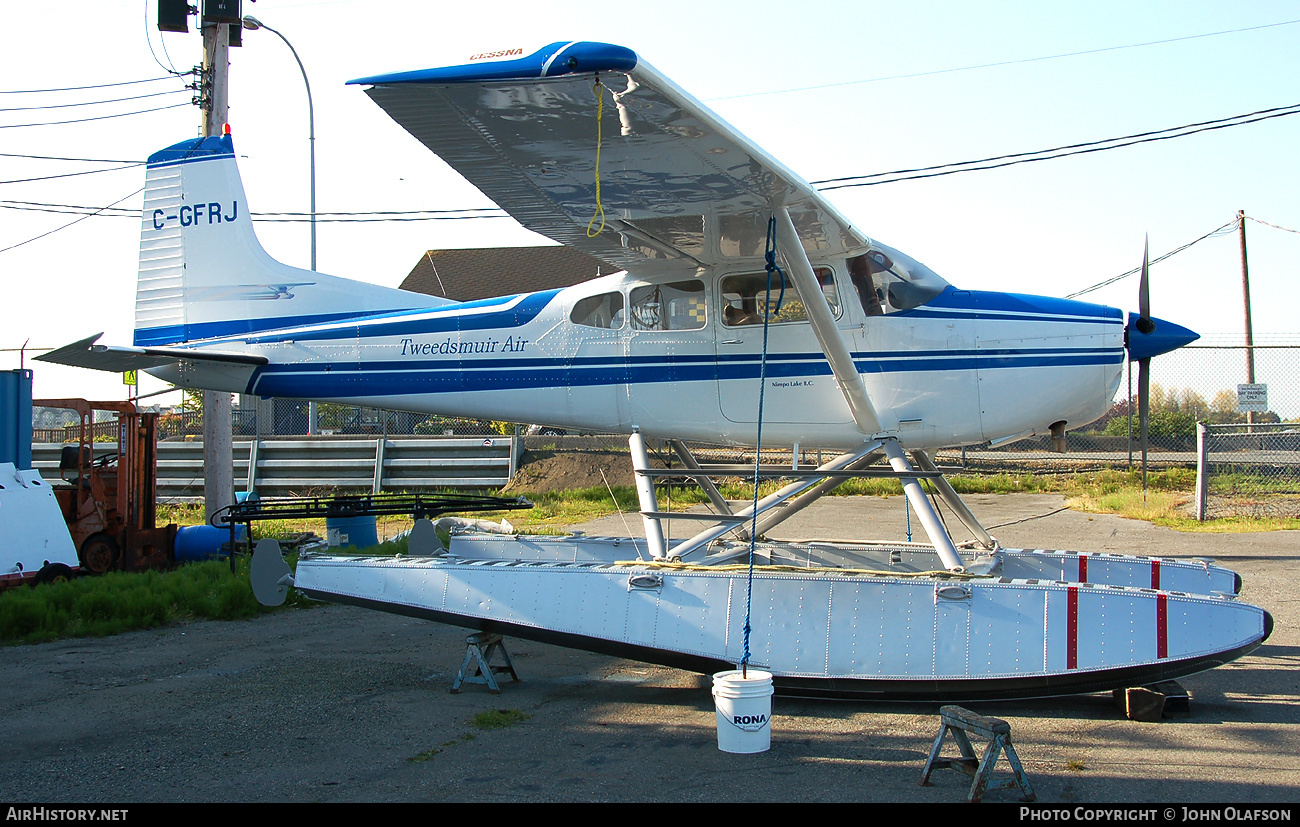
[882,440,964,571]
[630,430,668,559]
[910,449,997,550]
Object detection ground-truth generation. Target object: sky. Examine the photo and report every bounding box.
[3,0,1299,407]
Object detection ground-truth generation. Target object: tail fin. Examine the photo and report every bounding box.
[135,134,444,347]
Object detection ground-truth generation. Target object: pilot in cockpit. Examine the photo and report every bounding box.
[847,251,889,317]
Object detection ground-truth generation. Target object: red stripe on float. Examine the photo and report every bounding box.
[1151,559,1161,590]
[1078,554,1088,583]
[1157,593,1168,659]
[1067,586,1079,670]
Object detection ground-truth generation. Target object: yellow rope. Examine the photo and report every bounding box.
[586,76,606,237]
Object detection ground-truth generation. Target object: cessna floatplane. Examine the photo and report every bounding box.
[41,42,1270,700]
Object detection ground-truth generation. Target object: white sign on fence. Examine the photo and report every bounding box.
[1237,383,1269,412]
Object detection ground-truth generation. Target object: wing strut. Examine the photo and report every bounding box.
[772,208,881,435]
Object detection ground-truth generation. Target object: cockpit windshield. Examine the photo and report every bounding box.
[846,243,949,316]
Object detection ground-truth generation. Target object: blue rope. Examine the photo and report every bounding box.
[741,218,786,677]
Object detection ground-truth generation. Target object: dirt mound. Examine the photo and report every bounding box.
[504,450,666,493]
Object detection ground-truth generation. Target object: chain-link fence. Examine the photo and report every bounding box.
[915,337,1299,474]
[231,403,507,439]
[1197,422,1300,520]
[173,400,510,440]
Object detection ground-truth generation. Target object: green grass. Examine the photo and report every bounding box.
[407,733,475,763]
[471,708,531,729]
[509,467,1294,533]
[491,468,1210,528]
[159,501,206,526]
[0,554,313,645]
[1067,488,1300,532]
[406,711,527,764]
[1207,469,1300,495]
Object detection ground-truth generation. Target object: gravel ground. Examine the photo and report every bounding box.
[1,494,1296,804]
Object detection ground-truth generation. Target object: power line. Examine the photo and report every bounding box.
[3,100,1293,228]
[814,103,1300,186]
[813,103,1300,190]
[0,165,143,185]
[253,213,513,224]
[709,18,1300,101]
[1064,220,1239,299]
[1247,216,1300,235]
[256,207,506,217]
[143,0,186,78]
[9,97,1296,216]
[0,88,187,112]
[0,152,143,163]
[0,101,192,129]
[0,199,507,220]
[0,76,183,94]
[0,200,136,216]
[0,188,144,255]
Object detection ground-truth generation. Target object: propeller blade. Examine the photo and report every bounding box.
[1137,235,1155,335]
[1139,235,1150,318]
[1139,356,1150,502]
[1136,238,1154,503]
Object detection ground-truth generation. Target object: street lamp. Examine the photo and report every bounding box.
[241,15,316,272]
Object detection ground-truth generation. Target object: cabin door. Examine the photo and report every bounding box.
[622,279,717,429]
[715,268,854,425]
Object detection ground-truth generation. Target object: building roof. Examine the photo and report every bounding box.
[399,246,620,302]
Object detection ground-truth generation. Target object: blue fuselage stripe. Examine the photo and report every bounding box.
[251,348,1122,398]
[132,291,557,348]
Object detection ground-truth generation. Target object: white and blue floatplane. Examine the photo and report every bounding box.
[42,42,1270,700]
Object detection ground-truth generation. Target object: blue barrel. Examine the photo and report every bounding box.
[174,525,248,562]
[1,369,32,469]
[325,515,379,550]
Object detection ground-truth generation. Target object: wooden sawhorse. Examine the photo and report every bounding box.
[450,632,519,694]
[920,705,1036,803]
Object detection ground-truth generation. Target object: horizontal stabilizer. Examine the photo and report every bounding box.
[37,333,269,374]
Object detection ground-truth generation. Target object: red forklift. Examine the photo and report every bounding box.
[35,399,177,574]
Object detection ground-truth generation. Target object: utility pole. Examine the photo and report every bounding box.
[1238,209,1256,427]
[200,8,235,525]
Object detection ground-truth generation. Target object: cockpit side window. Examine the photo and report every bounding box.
[570,291,625,329]
[846,245,948,315]
[629,280,707,331]
[719,267,839,327]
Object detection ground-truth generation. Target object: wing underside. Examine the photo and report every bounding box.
[354,42,868,277]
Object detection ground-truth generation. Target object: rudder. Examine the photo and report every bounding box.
[135,133,440,347]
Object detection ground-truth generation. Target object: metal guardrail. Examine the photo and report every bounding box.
[31,436,521,500]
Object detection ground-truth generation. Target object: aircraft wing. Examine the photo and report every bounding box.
[351,42,869,277]
[37,333,269,373]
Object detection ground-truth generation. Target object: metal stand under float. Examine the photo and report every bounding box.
[920,705,1036,803]
[451,632,519,694]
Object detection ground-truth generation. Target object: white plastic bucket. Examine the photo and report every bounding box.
[711,669,773,753]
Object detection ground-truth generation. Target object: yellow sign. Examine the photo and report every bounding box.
[123,371,137,386]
